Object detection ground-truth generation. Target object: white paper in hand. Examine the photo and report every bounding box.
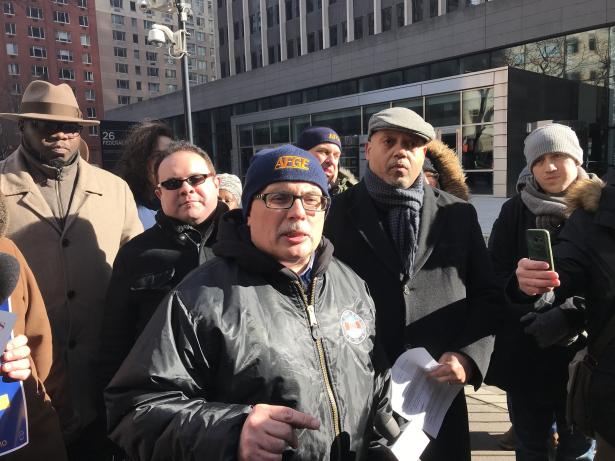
[0,310,16,353]
[391,347,462,438]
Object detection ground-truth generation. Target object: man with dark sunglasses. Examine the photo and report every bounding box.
[105,145,397,461]
[0,80,142,460]
[99,141,228,399]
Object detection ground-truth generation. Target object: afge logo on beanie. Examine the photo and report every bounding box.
[274,155,310,171]
[328,132,340,143]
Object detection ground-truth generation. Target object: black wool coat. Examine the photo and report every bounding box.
[324,181,502,461]
[98,202,227,389]
[485,194,585,403]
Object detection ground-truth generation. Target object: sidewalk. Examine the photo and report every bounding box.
[467,385,515,460]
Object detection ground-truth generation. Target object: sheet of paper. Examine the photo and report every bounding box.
[391,347,463,438]
[0,310,16,353]
[391,415,430,461]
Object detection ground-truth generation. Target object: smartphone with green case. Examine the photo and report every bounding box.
[526,228,555,271]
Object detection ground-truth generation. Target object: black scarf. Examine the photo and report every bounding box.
[364,167,424,277]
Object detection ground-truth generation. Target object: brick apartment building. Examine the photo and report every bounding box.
[0,0,104,164]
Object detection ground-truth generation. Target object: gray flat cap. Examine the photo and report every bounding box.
[368,107,435,142]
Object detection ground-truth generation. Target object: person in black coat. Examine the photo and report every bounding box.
[99,141,227,389]
[487,124,595,460]
[324,107,503,461]
[517,176,615,460]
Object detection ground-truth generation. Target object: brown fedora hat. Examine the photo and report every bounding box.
[0,80,99,126]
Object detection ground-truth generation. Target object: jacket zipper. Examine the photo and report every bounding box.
[294,279,342,438]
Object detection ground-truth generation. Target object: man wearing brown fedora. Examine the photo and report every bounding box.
[0,80,143,460]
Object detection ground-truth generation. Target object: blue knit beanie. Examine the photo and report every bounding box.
[242,144,330,218]
[296,127,342,151]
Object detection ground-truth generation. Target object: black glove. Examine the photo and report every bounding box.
[520,307,572,348]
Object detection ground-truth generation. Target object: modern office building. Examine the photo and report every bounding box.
[104,0,615,197]
[96,0,218,111]
[0,0,105,163]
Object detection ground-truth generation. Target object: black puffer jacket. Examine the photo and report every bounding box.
[105,210,393,461]
[98,202,227,388]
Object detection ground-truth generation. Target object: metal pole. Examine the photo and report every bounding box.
[176,1,193,143]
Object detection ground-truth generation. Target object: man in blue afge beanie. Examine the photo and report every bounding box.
[242,144,330,218]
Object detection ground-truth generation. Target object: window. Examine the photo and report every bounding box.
[148,82,159,92]
[30,46,47,58]
[329,25,337,47]
[130,1,136,10]
[56,30,71,42]
[82,52,92,64]
[147,67,159,77]
[110,0,123,7]
[10,82,21,95]
[165,68,176,78]
[111,14,124,25]
[131,17,137,27]
[88,126,99,136]
[79,16,89,27]
[114,47,127,57]
[31,65,49,79]
[145,51,157,61]
[116,79,130,89]
[133,49,140,59]
[354,17,363,40]
[59,68,75,80]
[396,3,404,27]
[588,35,596,51]
[196,31,205,41]
[4,23,15,35]
[54,11,70,23]
[381,6,391,31]
[117,95,131,105]
[5,43,17,55]
[307,32,315,52]
[28,26,46,39]
[167,84,177,91]
[306,0,313,13]
[81,34,91,46]
[218,28,225,46]
[3,2,14,15]
[55,0,69,4]
[112,30,125,41]
[77,0,87,7]
[84,70,94,81]
[368,12,374,35]
[233,21,241,40]
[85,89,95,100]
[143,19,154,29]
[198,75,208,84]
[197,46,206,57]
[135,65,141,75]
[197,60,207,69]
[136,81,141,90]
[86,107,96,118]
[26,6,43,19]
[115,63,129,73]
[7,63,19,75]
[132,33,138,43]
[57,49,73,61]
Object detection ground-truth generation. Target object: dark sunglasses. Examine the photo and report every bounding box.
[28,120,83,137]
[158,173,214,190]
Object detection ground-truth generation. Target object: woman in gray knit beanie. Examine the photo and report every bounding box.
[218,173,242,210]
[487,123,597,460]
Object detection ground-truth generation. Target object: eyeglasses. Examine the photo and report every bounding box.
[254,192,330,212]
[28,120,83,138]
[158,173,214,190]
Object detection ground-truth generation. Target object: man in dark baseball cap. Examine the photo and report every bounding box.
[325,107,502,461]
[297,127,357,194]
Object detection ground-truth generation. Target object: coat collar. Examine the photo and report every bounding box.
[1,146,104,234]
[346,181,446,280]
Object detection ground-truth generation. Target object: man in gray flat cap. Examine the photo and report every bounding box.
[324,107,503,461]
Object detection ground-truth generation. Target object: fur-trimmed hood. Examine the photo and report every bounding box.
[425,139,470,201]
[565,176,605,215]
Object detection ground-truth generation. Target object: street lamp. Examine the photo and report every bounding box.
[143,0,194,143]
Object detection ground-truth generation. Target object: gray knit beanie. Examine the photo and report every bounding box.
[218,173,242,206]
[524,124,583,168]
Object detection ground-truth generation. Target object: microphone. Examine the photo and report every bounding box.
[0,253,20,304]
[374,411,401,442]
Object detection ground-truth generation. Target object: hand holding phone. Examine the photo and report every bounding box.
[526,229,555,271]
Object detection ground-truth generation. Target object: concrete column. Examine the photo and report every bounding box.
[227,0,235,75]
[260,0,268,65]
[404,0,412,25]
[322,0,329,48]
[279,0,287,60]
[373,0,381,34]
[242,0,251,70]
[438,0,445,16]
[300,0,307,54]
[346,0,354,42]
